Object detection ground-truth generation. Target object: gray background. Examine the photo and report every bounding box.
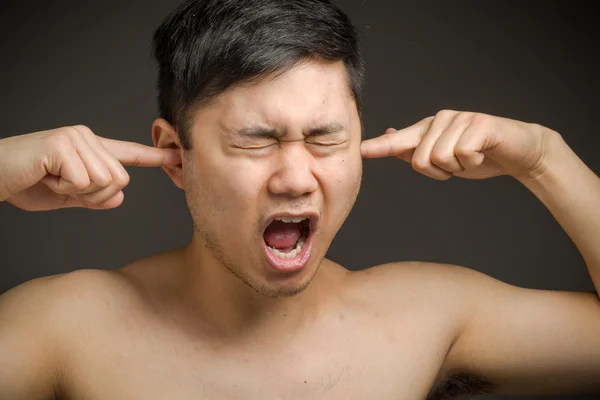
[1,1,599,399]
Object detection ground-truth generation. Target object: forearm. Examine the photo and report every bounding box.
[517,130,600,292]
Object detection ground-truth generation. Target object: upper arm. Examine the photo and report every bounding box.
[438,263,600,396]
[0,275,67,400]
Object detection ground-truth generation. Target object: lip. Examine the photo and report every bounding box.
[262,228,314,273]
[262,212,319,273]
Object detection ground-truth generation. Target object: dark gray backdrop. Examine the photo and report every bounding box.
[1,1,598,399]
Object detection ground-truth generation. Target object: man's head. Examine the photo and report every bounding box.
[152,0,365,297]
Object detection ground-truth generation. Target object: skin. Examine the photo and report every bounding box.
[166,59,363,301]
[1,59,600,400]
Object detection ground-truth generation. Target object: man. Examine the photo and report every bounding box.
[1,0,599,399]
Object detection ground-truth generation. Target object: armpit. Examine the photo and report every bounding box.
[426,372,496,400]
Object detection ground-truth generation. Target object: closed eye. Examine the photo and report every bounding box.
[306,132,347,147]
[307,131,347,145]
[232,137,279,150]
[306,140,345,146]
[235,143,278,149]
[305,138,348,155]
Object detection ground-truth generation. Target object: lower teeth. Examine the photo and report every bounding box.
[269,236,307,259]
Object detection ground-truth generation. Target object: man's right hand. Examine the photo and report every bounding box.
[0,125,181,211]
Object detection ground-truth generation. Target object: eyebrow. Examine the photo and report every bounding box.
[235,122,346,139]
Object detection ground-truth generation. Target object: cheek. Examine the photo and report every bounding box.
[183,161,226,217]
[321,153,362,205]
[342,148,363,184]
[190,156,267,216]
[225,162,268,211]
[341,158,363,207]
[184,161,265,242]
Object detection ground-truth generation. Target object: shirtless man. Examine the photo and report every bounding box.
[1,1,599,399]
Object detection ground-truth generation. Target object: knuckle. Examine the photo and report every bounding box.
[71,124,93,137]
[115,171,130,188]
[454,144,473,158]
[90,196,108,206]
[529,122,546,138]
[471,113,491,127]
[79,193,100,206]
[454,111,474,124]
[421,116,435,126]
[132,153,142,167]
[63,125,82,139]
[411,157,430,172]
[95,174,112,188]
[72,179,90,191]
[430,152,451,166]
[454,145,475,159]
[47,130,74,151]
[435,109,456,120]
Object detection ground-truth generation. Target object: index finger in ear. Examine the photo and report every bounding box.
[99,138,182,167]
[360,117,433,159]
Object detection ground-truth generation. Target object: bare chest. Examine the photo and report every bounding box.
[63,314,451,400]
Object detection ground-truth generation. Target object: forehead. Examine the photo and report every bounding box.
[195,59,357,130]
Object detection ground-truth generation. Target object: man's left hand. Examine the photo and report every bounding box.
[360,110,558,181]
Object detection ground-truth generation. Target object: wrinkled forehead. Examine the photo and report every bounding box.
[195,60,358,133]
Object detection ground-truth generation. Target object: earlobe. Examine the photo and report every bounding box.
[152,118,185,190]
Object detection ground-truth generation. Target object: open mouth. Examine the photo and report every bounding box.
[264,217,309,257]
[262,215,315,271]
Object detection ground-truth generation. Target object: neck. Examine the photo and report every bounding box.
[177,234,331,341]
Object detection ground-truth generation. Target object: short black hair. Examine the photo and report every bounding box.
[152,0,365,150]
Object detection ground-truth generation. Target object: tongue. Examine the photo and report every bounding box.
[264,220,303,251]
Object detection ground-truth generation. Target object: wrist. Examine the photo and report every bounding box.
[515,128,569,187]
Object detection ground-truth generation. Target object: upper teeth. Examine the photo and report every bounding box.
[275,216,308,223]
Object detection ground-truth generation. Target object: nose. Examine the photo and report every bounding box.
[267,143,318,198]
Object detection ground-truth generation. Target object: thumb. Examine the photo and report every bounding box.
[60,191,125,210]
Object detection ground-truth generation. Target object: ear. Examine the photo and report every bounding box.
[152,118,184,189]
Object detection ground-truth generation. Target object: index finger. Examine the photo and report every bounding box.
[99,137,182,167]
[360,118,432,159]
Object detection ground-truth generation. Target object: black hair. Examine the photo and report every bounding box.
[426,372,496,400]
[152,0,365,150]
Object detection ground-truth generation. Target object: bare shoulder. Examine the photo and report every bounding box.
[1,268,145,328]
[345,261,505,394]
[2,268,128,309]
[346,260,486,309]
[0,268,144,399]
[338,260,482,346]
[1,267,155,359]
[347,260,523,332]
